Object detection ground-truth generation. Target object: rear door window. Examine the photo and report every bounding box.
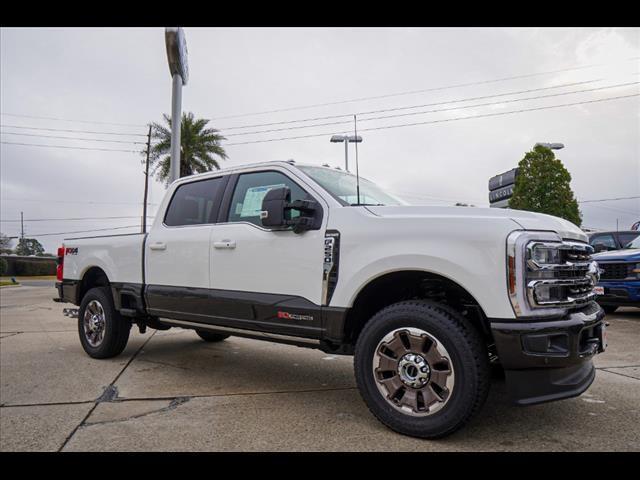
[164,177,226,226]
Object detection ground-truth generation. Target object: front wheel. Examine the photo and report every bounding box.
[78,287,131,359]
[354,300,490,439]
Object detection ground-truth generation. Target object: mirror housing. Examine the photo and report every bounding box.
[260,187,318,233]
[261,187,290,228]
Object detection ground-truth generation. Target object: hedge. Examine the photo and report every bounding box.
[14,259,56,276]
[0,258,7,275]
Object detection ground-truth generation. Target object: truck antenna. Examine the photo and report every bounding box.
[354,114,361,206]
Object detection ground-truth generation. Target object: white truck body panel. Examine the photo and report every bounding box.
[62,233,144,284]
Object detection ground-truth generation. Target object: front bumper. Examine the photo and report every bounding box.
[490,302,606,406]
[595,280,640,307]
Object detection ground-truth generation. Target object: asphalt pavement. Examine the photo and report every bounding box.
[1,283,638,451]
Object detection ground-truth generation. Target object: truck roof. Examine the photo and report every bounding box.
[169,160,354,184]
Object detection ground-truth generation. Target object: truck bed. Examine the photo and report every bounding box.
[62,232,146,285]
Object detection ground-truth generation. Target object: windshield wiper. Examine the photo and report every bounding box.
[350,203,385,206]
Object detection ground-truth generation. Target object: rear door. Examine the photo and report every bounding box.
[145,175,228,318]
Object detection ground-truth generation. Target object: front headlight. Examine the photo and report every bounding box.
[507,231,597,318]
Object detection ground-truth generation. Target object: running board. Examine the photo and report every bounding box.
[157,318,321,349]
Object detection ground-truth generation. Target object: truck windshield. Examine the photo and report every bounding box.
[298,165,405,206]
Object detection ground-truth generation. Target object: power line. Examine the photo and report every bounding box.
[222,82,640,138]
[0,112,147,127]
[22,225,141,237]
[0,124,147,137]
[579,195,640,203]
[1,216,155,223]
[0,141,142,153]
[2,197,159,206]
[218,78,605,131]
[0,131,147,145]
[224,93,639,146]
[209,57,640,120]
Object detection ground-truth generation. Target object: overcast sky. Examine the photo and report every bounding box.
[1,27,639,252]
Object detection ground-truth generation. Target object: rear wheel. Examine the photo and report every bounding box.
[354,300,490,438]
[196,330,230,342]
[602,305,618,314]
[78,287,131,359]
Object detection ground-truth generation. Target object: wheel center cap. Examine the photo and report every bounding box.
[398,353,430,388]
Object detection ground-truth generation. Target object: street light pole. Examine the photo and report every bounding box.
[344,139,349,171]
[330,135,362,172]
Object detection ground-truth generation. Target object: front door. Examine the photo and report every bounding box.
[209,169,328,337]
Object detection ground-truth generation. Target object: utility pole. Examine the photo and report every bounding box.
[142,125,152,233]
[20,211,24,241]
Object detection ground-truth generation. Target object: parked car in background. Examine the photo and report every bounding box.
[592,235,640,313]
[589,230,639,253]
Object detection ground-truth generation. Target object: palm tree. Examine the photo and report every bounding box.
[147,112,227,185]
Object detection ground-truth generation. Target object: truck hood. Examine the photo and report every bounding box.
[364,205,588,242]
[593,248,640,262]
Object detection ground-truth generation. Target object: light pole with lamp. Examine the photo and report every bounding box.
[330,135,362,172]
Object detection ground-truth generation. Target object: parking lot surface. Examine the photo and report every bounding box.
[1,283,639,451]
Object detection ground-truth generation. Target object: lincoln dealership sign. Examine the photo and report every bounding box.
[488,168,519,208]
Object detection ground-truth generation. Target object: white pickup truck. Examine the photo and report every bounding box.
[54,160,606,438]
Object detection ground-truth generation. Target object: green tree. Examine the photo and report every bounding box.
[15,238,45,256]
[147,112,228,186]
[0,232,12,254]
[509,145,582,226]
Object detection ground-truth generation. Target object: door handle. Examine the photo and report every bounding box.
[149,242,167,251]
[213,240,236,249]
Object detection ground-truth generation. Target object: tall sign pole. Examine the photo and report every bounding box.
[165,27,189,184]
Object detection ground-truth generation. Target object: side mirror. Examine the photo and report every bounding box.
[593,244,606,253]
[260,186,318,233]
[261,187,290,228]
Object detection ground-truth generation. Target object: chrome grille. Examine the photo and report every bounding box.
[526,241,597,308]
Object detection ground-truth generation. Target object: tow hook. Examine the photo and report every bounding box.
[63,308,79,318]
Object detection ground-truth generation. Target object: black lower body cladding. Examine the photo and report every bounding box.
[490,302,606,405]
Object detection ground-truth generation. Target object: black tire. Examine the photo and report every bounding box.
[78,286,131,359]
[196,330,230,342]
[354,300,490,439]
[602,305,618,314]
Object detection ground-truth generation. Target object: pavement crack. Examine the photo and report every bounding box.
[83,397,191,427]
[57,331,157,452]
[598,368,640,381]
[0,332,23,339]
[137,358,191,371]
[96,385,119,403]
